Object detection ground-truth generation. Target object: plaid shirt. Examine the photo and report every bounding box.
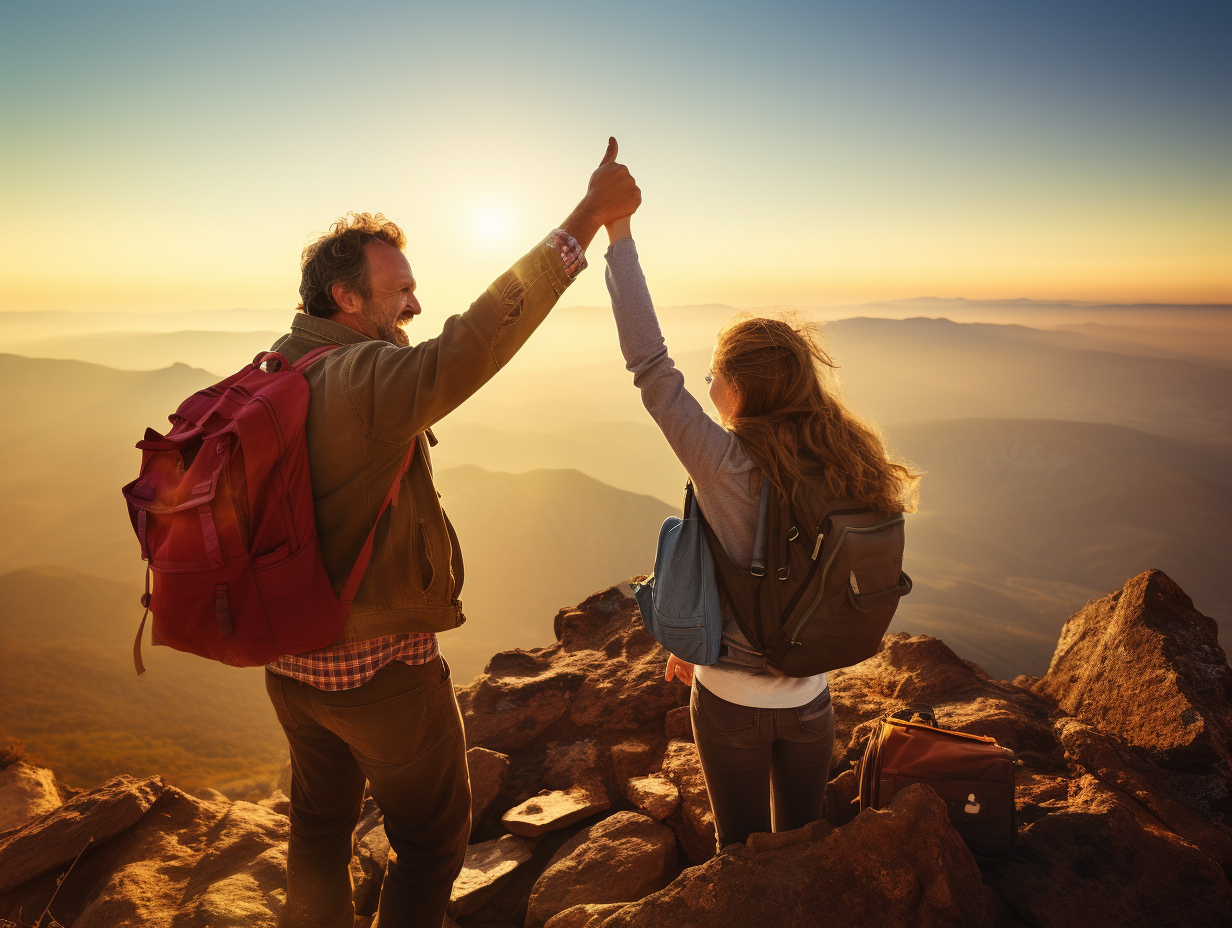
[267,229,587,691]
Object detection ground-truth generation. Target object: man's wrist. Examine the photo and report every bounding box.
[548,229,587,279]
[559,201,602,252]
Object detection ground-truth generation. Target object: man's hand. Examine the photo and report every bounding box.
[560,137,641,251]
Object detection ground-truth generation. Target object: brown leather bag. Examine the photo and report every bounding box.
[857,705,1016,858]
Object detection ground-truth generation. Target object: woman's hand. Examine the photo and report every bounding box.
[606,215,632,244]
[665,654,694,686]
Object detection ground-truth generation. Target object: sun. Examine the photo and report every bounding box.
[476,208,508,243]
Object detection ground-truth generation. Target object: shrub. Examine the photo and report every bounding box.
[0,738,28,770]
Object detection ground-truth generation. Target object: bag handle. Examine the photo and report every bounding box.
[890,704,938,727]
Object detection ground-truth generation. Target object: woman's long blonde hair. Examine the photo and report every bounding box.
[714,314,920,514]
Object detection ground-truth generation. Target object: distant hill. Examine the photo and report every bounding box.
[0,459,675,792]
[433,465,674,679]
[432,420,685,505]
[889,418,1232,677]
[6,330,284,376]
[452,315,1232,440]
[0,567,284,797]
[0,355,217,577]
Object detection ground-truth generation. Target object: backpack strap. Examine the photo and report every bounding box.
[750,477,771,577]
[697,487,769,652]
[338,436,418,613]
[287,341,412,613]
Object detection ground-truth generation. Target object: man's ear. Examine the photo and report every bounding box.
[331,282,363,317]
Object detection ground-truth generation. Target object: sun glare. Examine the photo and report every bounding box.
[476,208,508,243]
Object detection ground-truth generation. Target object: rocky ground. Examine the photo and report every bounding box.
[1,568,1230,927]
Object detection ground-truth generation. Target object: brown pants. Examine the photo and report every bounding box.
[265,656,471,928]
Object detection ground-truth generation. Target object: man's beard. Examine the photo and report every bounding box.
[365,304,411,347]
[376,319,411,347]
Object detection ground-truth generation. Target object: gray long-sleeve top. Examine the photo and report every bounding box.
[605,238,826,708]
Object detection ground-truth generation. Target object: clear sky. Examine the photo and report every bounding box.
[1,0,1229,316]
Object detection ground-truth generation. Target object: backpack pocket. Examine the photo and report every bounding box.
[777,514,909,675]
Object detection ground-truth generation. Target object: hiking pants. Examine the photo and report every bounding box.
[265,656,471,928]
[690,680,835,850]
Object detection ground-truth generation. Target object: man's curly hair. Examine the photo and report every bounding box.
[298,212,407,318]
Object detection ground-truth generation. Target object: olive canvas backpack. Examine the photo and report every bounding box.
[699,472,912,676]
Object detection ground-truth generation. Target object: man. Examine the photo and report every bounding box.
[263,139,640,928]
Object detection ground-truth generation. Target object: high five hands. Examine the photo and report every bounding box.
[561,137,640,250]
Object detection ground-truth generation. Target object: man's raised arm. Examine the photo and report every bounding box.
[348,138,640,442]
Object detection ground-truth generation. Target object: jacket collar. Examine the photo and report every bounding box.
[289,312,376,346]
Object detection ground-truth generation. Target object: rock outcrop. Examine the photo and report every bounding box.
[1,568,1230,927]
[0,762,63,833]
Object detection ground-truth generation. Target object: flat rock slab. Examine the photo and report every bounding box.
[623,775,679,821]
[0,763,62,832]
[449,834,533,917]
[502,786,610,837]
[0,774,165,892]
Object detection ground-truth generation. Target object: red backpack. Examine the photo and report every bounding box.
[121,346,415,674]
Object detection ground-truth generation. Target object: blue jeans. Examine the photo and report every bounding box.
[690,680,835,850]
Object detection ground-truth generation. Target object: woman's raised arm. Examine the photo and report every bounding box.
[604,237,741,489]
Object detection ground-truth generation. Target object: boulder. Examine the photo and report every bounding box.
[502,786,611,837]
[459,651,586,755]
[0,763,61,832]
[0,786,288,927]
[664,706,692,742]
[823,768,859,826]
[0,774,165,892]
[985,774,1232,927]
[457,585,688,807]
[352,823,391,917]
[660,740,715,864]
[609,740,657,784]
[257,789,290,817]
[544,902,628,928]
[448,834,534,917]
[623,774,680,821]
[1053,715,1232,873]
[543,739,601,790]
[1037,569,1232,785]
[526,811,677,928]
[604,785,990,928]
[468,746,512,825]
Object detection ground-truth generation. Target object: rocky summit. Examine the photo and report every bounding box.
[1,569,1230,927]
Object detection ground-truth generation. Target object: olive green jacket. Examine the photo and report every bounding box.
[269,236,573,643]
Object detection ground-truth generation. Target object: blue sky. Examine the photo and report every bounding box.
[2,0,1228,312]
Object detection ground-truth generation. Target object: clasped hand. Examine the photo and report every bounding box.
[561,137,641,249]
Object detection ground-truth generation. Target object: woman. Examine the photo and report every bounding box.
[604,216,919,851]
